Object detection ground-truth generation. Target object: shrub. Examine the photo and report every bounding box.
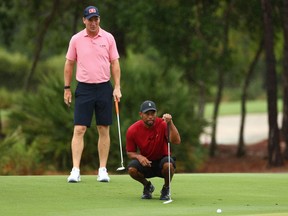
[0,127,41,175]
[120,50,206,171]
[0,48,30,90]
[3,50,206,174]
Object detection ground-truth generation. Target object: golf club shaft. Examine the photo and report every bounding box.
[163,122,173,204]
[167,122,171,198]
[115,100,124,166]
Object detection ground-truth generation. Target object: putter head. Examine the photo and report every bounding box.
[163,199,173,204]
[116,166,125,171]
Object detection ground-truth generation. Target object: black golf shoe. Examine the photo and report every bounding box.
[160,185,170,200]
[141,181,155,199]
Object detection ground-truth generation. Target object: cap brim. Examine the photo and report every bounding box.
[85,14,100,19]
[142,108,157,113]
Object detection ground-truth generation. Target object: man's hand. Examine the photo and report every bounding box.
[113,87,122,102]
[137,155,152,167]
[64,89,72,107]
[162,113,172,123]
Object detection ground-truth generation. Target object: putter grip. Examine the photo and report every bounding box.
[115,100,119,114]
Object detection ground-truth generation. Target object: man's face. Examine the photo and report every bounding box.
[83,16,100,33]
[140,110,157,127]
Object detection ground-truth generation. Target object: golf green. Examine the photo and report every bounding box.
[1,173,287,216]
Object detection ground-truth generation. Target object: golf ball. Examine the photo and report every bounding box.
[217,209,222,213]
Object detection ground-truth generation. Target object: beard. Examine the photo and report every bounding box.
[144,120,154,127]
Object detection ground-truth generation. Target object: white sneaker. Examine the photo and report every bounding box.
[97,167,110,182]
[67,168,81,183]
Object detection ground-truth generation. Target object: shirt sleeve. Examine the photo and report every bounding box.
[66,36,77,61]
[126,126,137,152]
[108,34,120,61]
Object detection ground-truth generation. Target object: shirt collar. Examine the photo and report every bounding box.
[83,27,102,38]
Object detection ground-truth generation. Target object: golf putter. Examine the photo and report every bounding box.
[163,122,173,204]
[115,99,125,171]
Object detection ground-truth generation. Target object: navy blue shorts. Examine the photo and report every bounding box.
[127,156,176,178]
[74,81,113,127]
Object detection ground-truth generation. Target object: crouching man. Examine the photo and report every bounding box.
[126,100,181,200]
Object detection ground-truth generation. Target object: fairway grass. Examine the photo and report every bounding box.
[204,100,283,118]
[1,173,288,216]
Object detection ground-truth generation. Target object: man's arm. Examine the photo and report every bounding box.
[127,152,152,167]
[63,59,75,107]
[168,120,181,144]
[162,114,181,145]
[111,59,122,101]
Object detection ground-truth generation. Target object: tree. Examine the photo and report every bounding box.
[0,0,94,90]
[261,0,283,166]
[23,0,60,91]
[210,0,233,157]
[281,0,288,160]
[237,40,263,157]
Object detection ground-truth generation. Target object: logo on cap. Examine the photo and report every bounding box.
[140,100,157,113]
[89,8,96,14]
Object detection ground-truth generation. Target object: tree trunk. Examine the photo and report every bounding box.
[0,110,4,140]
[237,40,263,157]
[210,71,224,157]
[210,0,231,157]
[197,81,206,119]
[23,0,59,91]
[72,1,81,35]
[261,0,283,166]
[281,0,288,160]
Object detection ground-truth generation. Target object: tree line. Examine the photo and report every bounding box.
[0,0,287,173]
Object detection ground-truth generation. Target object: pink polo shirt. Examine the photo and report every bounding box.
[66,28,119,83]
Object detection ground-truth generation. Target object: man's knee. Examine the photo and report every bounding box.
[128,167,139,177]
[162,162,175,174]
[73,125,87,136]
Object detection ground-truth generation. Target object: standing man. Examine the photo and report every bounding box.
[64,6,122,183]
[126,101,181,200]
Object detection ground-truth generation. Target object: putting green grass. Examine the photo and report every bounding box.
[1,173,288,216]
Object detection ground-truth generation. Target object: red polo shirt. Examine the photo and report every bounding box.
[126,117,169,160]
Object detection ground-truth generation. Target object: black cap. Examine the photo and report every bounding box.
[83,6,100,19]
[140,100,157,113]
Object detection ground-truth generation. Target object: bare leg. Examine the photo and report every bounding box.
[161,162,175,187]
[71,125,87,169]
[128,167,149,186]
[128,167,155,199]
[97,125,110,168]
